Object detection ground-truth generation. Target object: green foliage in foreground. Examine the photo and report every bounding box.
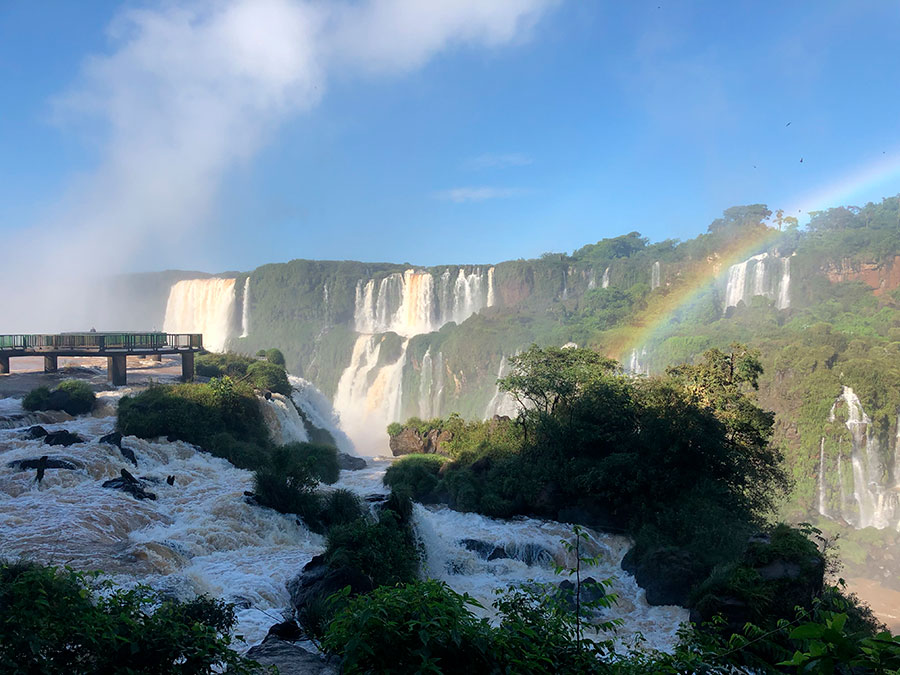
[321,578,897,674]
[0,561,262,675]
[383,453,447,502]
[23,379,95,416]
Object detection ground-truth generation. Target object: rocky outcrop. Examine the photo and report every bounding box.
[824,255,900,296]
[621,547,705,607]
[337,453,366,471]
[43,430,84,447]
[389,427,452,456]
[461,539,553,566]
[99,431,123,447]
[102,469,157,500]
[8,456,79,471]
[288,555,374,614]
[244,636,339,675]
[25,426,48,439]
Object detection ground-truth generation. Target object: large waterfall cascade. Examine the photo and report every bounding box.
[817,386,899,530]
[163,278,237,352]
[337,266,497,454]
[353,267,495,337]
[723,252,792,313]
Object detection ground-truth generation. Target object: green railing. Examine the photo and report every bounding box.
[0,333,202,351]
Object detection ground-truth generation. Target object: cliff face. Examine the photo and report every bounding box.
[825,256,900,296]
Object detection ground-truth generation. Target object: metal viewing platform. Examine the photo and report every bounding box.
[0,333,203,385]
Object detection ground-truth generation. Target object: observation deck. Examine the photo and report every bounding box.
[0,333,202,385]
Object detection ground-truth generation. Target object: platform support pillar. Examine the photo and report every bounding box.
[0,355,8,374]
[43,355,58,373]
[151,354,162,362]
[107,354,127,386]
[181,352,194,382]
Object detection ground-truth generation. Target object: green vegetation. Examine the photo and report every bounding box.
[0,561,261,674]
[23,379,95,416]
[383,454,447,502]
[194,349,290,395]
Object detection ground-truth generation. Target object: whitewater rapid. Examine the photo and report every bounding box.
[0,397,686,653]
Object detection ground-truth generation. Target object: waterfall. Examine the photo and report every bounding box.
[650,261,661,290]
[776,256,791,310]
[260,393,309,446]
[587,269,596,290]
[239,277,251,338]
[417,348,446,420]
[818,437,828,517]
[163,278,237,352]
[484,355,517,419]
[354,268,493,337]
[288,375,355,456]
[602,266,610,289]
[333,335,409,456]
[821,386,898,530]
[627,347,649,376]
[723,253,792,313]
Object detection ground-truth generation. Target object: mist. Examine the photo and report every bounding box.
[0,0,555,333]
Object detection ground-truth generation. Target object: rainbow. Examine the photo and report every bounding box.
[608,152,900,366]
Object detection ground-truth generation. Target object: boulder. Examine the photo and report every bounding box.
[102,470,157,500]
[99,431,123,447]
[558,577,609,611]
[43,430,83,447]
[461,539,553,566]
[244,636,339,675]
[621,547,704,607]
[267,620,303,642]
[25,425,48,439]
[288,555,374,613]
[337,453,367,471]
[8,457,78,471]
[120,446,138,466]
[389,427,425,456]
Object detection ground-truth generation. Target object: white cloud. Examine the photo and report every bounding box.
[2,0,557,329]
[436,186,527,202]
[466,152,533,169]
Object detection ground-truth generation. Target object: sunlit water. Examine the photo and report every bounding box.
[0,400,687,653]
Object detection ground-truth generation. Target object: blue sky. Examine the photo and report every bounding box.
[2,0,899,274]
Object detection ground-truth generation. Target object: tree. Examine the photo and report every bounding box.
[707,204,772,233]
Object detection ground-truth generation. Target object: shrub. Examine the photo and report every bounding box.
[194,352,256,378]
[253,446,319,523]
[319,489,365,529]
[383,454,447,502]
[265,348,286,366]
[323,580,494,675]
[23,380,95,416]
[386,422,403,437]
[246,361,291,396]
[289,442,339,485]
[0,561,260,674]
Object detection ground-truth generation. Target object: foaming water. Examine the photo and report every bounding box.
[335,459,687,652]
[0,406,323,648]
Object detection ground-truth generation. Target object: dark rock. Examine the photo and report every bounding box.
[8,456,78,471]
[166,475,175,486]
[102,472,157,501]
[558,577,608,611]
[337,452,367,471]
[288,555,374,614]
[25,425,48,439]
[245,636,339,675]
[389,427,425,456]
[364,494,388,503]
[43,430,83,447]
[120,446,138,466]
[267,619,303,642]
[621,547,704,607]
[461,539,553,566]
[99,431,123,447]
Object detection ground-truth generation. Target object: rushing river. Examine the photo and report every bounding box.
[0,394,687,652]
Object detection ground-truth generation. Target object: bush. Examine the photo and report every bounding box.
[194,352,256,378]
[117,381,269,453]
[383,454,447,501]
[245,361,291,396]
[319,489,365,529]
[290,442,339,485]
[23,380,95,416]
[323,580,494,675]
[253,446,319,524]
[0,561,260,674]
[386,422,403,437]
[265,348,286,366]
